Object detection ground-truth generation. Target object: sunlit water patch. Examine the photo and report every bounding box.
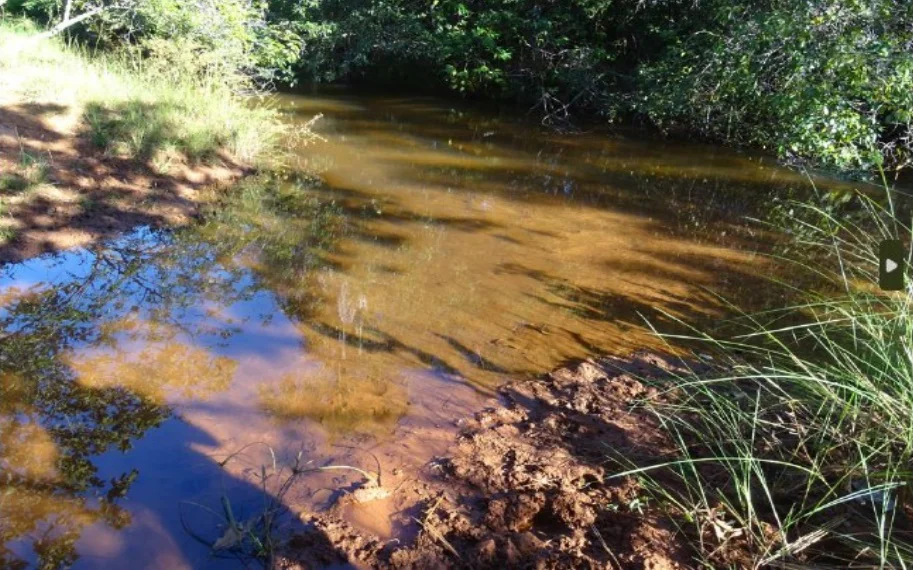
[0,89,854,569]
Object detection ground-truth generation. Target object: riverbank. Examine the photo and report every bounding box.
[0,21,279,263]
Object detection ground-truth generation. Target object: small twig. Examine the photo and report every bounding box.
[331,444,384,486]
[296,464,378,483]
[413,496,462,561]
[221,495,239,533]
[591,524,623,568]
[213,440,274,467]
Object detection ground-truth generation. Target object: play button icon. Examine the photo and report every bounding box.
[879,240,905,291]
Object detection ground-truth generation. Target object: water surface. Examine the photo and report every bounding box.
[0,90,849,569]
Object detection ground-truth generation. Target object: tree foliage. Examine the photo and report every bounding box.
[639,0,913,172]
[288,0,913,172]
[5,0,303,85]
[288,0,634,116]
[4,0,912,171]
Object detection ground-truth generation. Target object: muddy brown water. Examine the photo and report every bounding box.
[0,89,854,569]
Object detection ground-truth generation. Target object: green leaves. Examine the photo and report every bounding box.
[7,0,305,88]
[639,0,913,173]
[10,0,909,173]
[292,0,620,106]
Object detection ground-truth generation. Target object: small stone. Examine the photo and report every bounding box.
[350,483,391,504]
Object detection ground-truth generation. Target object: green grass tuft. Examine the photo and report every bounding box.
[17,150,49,184]
[1,150,49,194]
[612,185,913,568]
[0,199,15,244]
[0,173,30,194]
[0,18,282,168]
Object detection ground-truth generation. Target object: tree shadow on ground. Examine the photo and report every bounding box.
[0,102,245,265]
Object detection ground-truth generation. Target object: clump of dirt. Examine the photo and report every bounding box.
[281,353,715,569]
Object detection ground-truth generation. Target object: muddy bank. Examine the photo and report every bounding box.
[0,104,247,264]
[281,354,718,569]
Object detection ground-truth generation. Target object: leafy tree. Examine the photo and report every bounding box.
[5,0,304,85]
[639,0,913,172]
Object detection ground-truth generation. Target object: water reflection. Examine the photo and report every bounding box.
[0,90,858,568]
[0,177,409,568]
[69,331,237,405]
[0,254,172,569]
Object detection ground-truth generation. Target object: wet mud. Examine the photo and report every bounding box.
[282,354,710,569]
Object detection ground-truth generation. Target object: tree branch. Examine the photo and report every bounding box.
[38,5,107,39]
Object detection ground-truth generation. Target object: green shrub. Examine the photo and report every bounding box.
[289,0,627,112]
[5,0,303,88]
[639,0,913,173]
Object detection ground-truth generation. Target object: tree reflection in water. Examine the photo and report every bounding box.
[0,174,351,569]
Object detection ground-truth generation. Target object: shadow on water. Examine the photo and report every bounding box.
[0,89,870,568]
[0,227,353,569]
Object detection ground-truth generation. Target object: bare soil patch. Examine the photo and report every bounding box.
[0,103,246,264]
[281,354,714,569]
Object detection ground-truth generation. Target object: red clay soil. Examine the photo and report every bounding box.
[0,103,246,264]
[281,354,716,570]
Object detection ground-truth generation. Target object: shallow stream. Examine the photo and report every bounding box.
[0,89,850,569]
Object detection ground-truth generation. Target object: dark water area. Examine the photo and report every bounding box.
[0,89,860,569]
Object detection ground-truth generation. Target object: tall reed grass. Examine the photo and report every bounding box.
[614,184,913,568]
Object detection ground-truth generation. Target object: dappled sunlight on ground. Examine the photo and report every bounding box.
[0,102,246,262]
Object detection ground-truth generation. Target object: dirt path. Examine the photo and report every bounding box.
[281,354,715,569]
[0,103,246,264]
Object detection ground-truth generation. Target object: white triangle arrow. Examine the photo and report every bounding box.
[886,259,899,273]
